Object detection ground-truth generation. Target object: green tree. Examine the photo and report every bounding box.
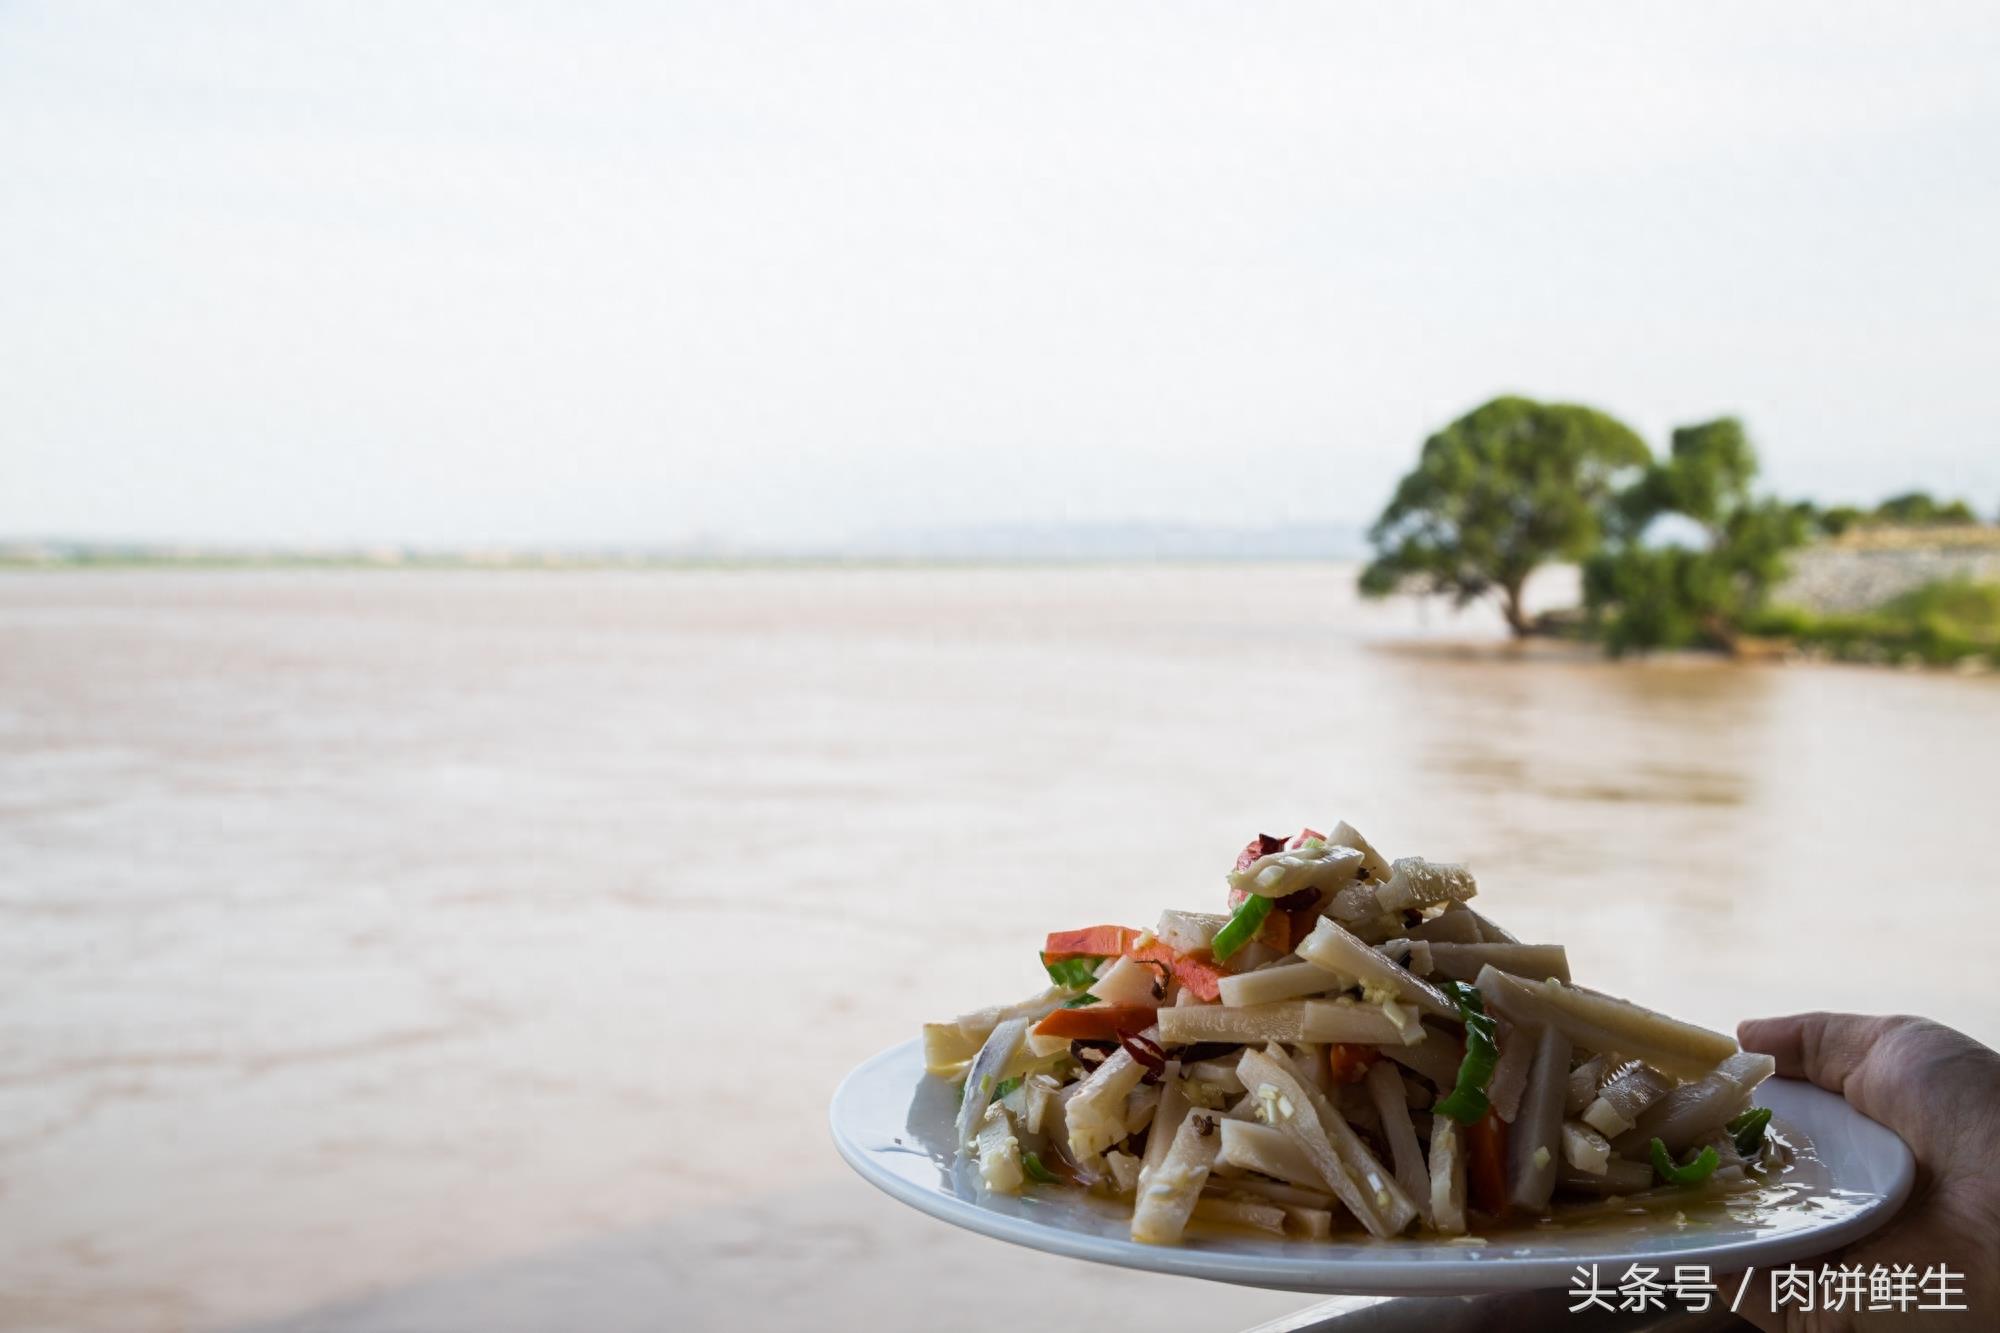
[1872,491,1978,526]
[1802,491,1982,536]
[1359,396,1650,636]
[1583,418,1808,654]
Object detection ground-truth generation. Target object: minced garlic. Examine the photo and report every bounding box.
[1253,1083,1293,1124]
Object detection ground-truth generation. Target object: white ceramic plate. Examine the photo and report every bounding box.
[830,1039,1914,1295]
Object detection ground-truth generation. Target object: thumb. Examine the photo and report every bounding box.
[1738,1011,1989,1171]
[1737,1011,1886,1100]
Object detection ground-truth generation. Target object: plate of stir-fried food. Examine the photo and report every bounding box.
[830,822,1914,1293]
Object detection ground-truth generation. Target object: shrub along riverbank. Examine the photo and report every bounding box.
[1750,578,2000,669]
[1359,395,1998,669]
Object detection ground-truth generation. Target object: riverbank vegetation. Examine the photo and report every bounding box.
[1811,492,1983,537]
[1361,396,1998,668]
[1355,397,1648,636]
[1747,579,2000,668]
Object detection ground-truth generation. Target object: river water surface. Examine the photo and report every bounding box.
[2,567,1995,1332]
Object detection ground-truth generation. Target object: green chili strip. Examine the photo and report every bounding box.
[1433,980,1499,1124]
[1021,1152,1059,1184]
[1726,1106,1772,1157]
[1042,955,1101,988]
[1211,894,1274,962]
[1650,1137,1721,1186]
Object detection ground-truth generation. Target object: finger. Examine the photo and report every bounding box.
[1738,1011,1877,1094]
[1739,1011,1992,1171]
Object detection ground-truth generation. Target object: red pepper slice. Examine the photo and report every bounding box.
[1326,1043,1380,1084]
[1045,927,1232,1003]
[1228,830,1329,944]
[1466,1110,1510,1219]
[1127,939,1227,1002]
[1032,1004,1159,1041]
[1233,833,1285,873]
[1042,925,1145,961]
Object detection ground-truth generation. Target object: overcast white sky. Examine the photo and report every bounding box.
[4,2,1997,547]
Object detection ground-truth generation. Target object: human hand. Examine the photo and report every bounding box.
[1731,1013,2000,1331]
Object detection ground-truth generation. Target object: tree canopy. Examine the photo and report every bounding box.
[1358,396,1650,635]
[1582,418,1808,654]
[1609,417,1758,535]
[1808,490,1982,536]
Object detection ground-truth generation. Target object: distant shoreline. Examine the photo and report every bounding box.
[0,551,1364,574]
[0,523,1372,571]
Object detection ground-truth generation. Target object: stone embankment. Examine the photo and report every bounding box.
[1776,527,2000,613]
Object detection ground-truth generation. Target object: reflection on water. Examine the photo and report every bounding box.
[0,568,1994,1332]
